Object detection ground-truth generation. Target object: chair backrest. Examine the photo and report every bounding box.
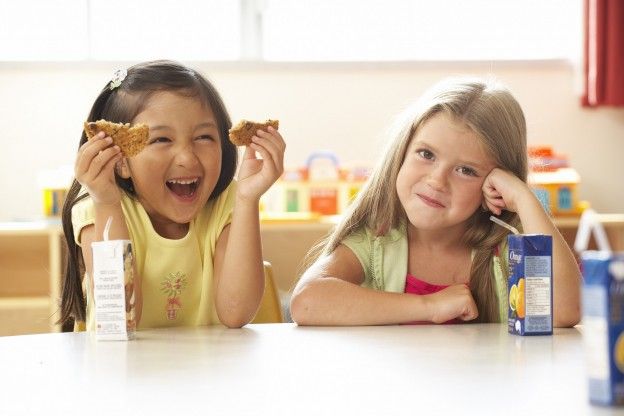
[252,261,284,323]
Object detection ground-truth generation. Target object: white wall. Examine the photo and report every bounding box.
[1,61,623,221]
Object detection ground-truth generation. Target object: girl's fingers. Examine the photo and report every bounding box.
[486,198,506,211]
[482,185,501,197]
[76,131,105,156]
[79,146,121,183]
[487,196,505,207]
[251,136,283,170]
[100,151,123,178]
[266,126,286,149]
[484,198,503,215]
[256,127,286,152]
[252,130,285,169]
[242,145,257,161]
[249,142,279,176]
[76,134,114,175]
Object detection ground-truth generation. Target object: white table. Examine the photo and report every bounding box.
[0,323,620,415]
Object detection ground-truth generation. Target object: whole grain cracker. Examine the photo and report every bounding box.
[228,119,279,146]
[84,120,149,157]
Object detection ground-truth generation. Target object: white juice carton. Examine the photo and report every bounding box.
[507,234,553,335]
[92,237,136,341]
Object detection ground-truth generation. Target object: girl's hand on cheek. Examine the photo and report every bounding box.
[482,168,531,215]
[75,132,123,206]
[236,126,286,203]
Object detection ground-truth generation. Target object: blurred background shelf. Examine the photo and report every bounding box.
[0,221,64,336]
[554,213,624,252]
[0,296,51,335]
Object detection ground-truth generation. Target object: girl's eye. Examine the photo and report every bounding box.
[416,149,434,160]
[458,166,478,177]
[196,135,215,141]
[150,137,171,144]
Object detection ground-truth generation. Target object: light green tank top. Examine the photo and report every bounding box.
[342,223,509,323]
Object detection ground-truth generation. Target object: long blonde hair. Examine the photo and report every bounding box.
[306,77,527,323]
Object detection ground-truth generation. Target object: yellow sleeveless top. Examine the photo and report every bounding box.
[71,182,236,330]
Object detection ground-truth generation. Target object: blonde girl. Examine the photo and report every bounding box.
[290,77,580,326]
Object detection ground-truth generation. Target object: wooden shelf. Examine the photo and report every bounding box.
[553,214,624,251]
[0,221,64,336]
[0,296,52,336]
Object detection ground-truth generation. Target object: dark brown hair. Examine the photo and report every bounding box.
[59,60,237,328]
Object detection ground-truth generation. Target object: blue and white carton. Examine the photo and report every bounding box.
[507,234,553,336]
[582,251,624,406]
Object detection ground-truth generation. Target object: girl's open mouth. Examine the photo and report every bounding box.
[166,178,200,199]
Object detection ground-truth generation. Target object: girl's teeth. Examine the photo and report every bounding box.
[167,179,197,185]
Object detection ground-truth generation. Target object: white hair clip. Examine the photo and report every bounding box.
[109,68,127,90]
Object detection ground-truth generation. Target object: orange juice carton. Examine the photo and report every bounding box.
[91,218,136,341]
[581,251,624,406]
[507,234,553,335]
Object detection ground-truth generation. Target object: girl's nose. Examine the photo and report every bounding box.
[426,165,449,191]
[174,143,200,167]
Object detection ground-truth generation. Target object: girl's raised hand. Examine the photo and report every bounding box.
[425,284,478,323]
[74,132,123,205]
[236,126,286,202]
[482,168,533,215]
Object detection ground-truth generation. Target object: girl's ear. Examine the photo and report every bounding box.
[116,158,132,179]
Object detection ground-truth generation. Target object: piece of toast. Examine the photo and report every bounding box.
[84,120,149,157]
[228,119,279,146]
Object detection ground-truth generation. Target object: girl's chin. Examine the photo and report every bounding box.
[406,212,447,228]
[169,205,204,223]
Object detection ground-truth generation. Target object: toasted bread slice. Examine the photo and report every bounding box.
[84,120,149,157]
[228,119,279,146]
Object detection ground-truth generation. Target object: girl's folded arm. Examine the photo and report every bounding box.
[290,245,433,326]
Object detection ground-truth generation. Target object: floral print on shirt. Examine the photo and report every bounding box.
[160,271,188,320]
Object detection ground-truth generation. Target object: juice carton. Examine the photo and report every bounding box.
[91,219,136,341]
[581,251,624,406]
[507,234,553,335]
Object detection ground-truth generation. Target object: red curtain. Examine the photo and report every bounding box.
[582,0,624,107]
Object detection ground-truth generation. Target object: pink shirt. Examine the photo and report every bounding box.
[404,274,462,324]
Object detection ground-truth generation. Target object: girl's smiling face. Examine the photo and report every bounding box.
[120,91,222,237]
[396,112,496,234]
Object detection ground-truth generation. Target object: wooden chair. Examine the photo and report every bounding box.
[251,261,284,323]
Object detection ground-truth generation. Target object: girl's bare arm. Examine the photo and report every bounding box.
[290,245,478,325]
